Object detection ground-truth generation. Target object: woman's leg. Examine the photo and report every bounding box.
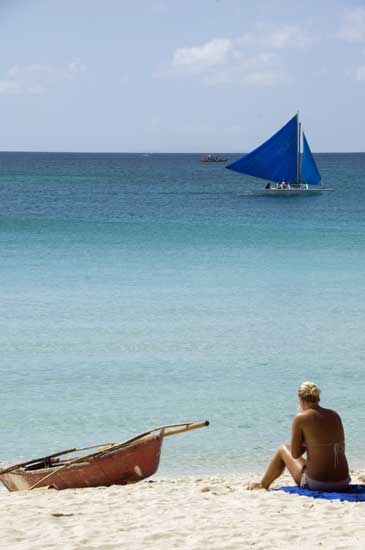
[253,444,305,489]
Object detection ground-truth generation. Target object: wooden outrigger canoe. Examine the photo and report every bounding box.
[0,420,209,492]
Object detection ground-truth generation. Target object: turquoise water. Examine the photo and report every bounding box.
[0,152,365,476]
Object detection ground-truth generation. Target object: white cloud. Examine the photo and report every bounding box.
[0,80,22,95]
[238,25,313,49]
[170,25,312,87]
[0,59,85,96]
[68,59,85,74]
[173,38,232,70]
[356,65,365,81]
[338,8,365,43]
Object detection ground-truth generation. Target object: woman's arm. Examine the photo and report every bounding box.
[291,415,305,459]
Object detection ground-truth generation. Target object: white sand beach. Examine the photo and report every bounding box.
[1,471,365,550]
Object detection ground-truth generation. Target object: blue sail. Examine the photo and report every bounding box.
[226,115,298,183]
[301,133,321,185]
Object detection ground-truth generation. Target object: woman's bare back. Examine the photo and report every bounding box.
[293,406,349,481]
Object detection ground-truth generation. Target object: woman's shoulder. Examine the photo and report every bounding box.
[292,410,309,424]
[295,407,341,421]
[319,406,341,419]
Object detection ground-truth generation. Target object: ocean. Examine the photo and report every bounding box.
[0,152,365,477]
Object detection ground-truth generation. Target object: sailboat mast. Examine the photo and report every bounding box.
[297,113,302,184]
[297,114,301,185]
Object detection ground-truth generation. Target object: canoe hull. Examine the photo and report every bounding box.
[0,434,162,492]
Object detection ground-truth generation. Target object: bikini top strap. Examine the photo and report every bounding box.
[333,442,345,468]
[303,441,345,467]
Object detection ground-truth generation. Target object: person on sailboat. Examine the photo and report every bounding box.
[249,381,350,491]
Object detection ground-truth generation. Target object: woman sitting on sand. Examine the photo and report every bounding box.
[253,381,350,491]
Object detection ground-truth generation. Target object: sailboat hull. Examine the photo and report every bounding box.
[254,188,330,197]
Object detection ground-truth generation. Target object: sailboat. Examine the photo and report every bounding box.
[226,114,328,195]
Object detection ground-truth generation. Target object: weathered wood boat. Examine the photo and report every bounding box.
[0,420,208,492]
[200,155,228,163]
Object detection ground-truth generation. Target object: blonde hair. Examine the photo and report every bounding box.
[298,381,321,404]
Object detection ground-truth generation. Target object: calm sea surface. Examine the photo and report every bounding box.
[0,152,365,476]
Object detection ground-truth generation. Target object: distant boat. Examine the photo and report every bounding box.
[200,154,228,163]
[226,114,329,195]
[0,421,209,492]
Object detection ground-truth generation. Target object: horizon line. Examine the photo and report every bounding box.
[0,150,365,155]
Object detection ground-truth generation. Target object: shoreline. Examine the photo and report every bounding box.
[1,470,365,549]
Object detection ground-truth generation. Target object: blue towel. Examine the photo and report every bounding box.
[276,484,365,502]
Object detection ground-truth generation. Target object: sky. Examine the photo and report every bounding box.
[0,0,365,152]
